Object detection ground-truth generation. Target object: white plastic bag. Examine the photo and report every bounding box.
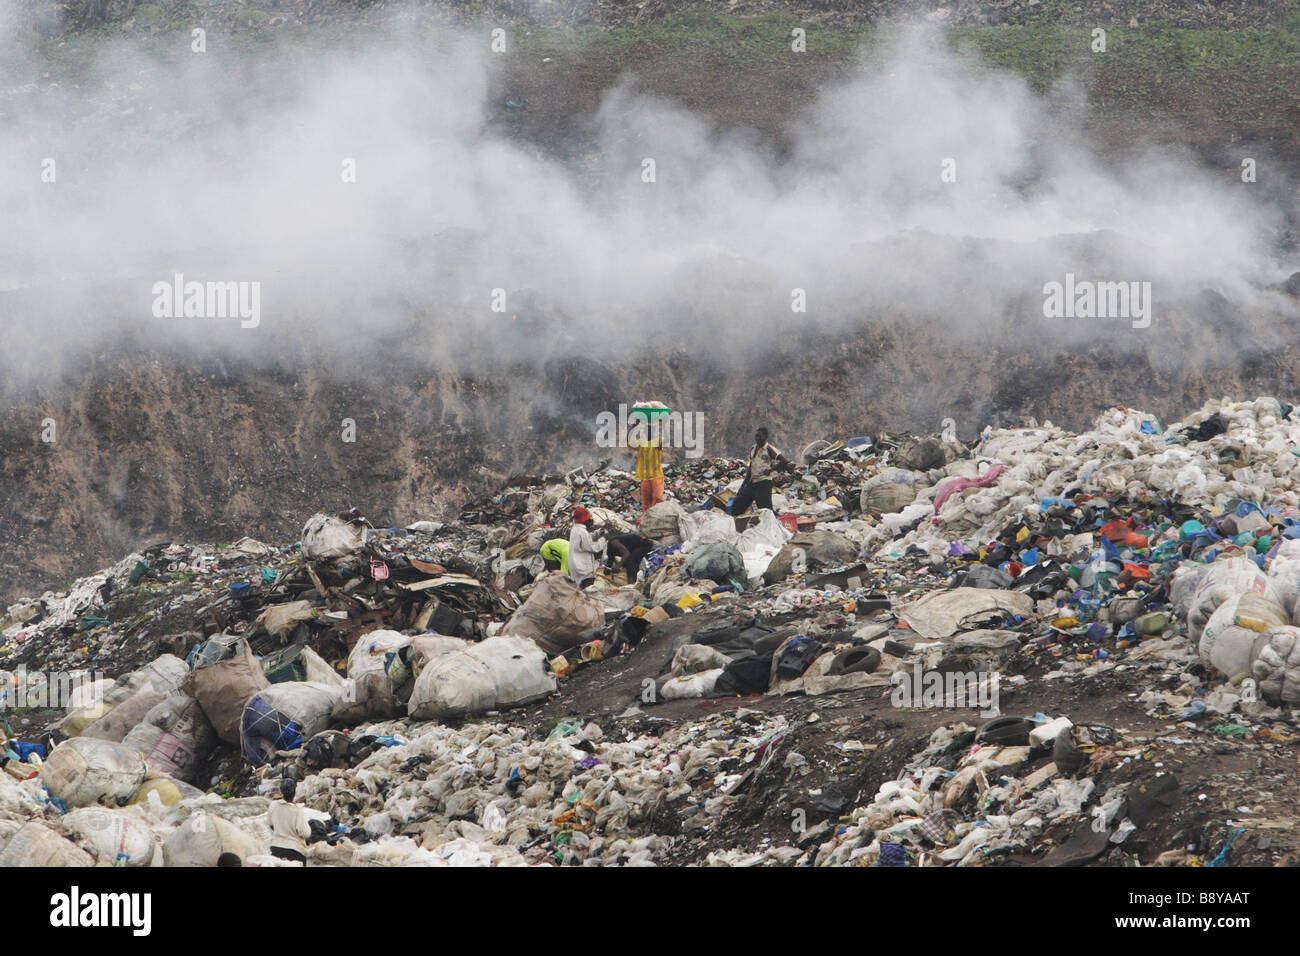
[1252,625,1300,704]
[347,629,413,679]
[661,668,724,700]
[1267,557,1300,620]
[679,510,740,552]
[671,644,732,676]
[301,513,365,560]
[736,510,793,579]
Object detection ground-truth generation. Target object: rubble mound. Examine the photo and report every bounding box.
[3,397,1300,866]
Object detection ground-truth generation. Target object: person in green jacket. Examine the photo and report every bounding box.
[540,538,570,575]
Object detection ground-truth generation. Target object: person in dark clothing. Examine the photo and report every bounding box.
[730,427,795,515]
[606,533,655,580]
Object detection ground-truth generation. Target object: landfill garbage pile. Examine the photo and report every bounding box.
[3,397,1300,866]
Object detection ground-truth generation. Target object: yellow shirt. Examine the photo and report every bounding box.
[540,539,569,574]
[631,437,663,481]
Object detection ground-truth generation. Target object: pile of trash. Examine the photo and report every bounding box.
[3,397,1300,866]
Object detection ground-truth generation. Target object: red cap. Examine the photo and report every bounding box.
[573,507,592,524]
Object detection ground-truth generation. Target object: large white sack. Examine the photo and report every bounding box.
[64,807,159,867]
[861,469,918,516]
[408,637,555,720]
[301,513,365,561]
[661,669,724,700]
[1266,557,1300,620]
[55,653,188,738]
[163,811,265,867]
[1198,595,1275,679]
[736,510,793,579]
[46,677,116,739]
[301,646,346,689]
[408,652,496,721]
[679,510,740,552]
[469,637,556,709]
[347,629,413,679]
[410,636,474,673]
[332,630,416,724]
[79,689,170,743]
[1275,539,1300,560]
[1234,592,1289,633]
[1252,625,1300,704]
[0,821,94,867]
[122,654,191,695]
[40,738,150,808]
[1187,557,1278,642]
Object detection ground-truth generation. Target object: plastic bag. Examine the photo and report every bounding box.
[679,510,740,551]
[1252,625,1300,704]
[1233,592,1288,633]
[410,636,474,673]
[684,541,746,587]
[735,510,793,579]
[670,644,732,676]
[55,654,188,739]
[661,669,724,700]
[641,500,688,541]
[408,654,496,721]
[80,689,170,743]
[471,637,557,709]
[1266,557,1300,620]
[301,513,365,561]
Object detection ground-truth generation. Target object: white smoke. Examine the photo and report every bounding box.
[0,7,1294,386]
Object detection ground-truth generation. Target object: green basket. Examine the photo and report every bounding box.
[632,405,672,422]
[261,645,307,684]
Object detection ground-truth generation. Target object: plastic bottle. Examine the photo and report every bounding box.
[1076,591,1101,623]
